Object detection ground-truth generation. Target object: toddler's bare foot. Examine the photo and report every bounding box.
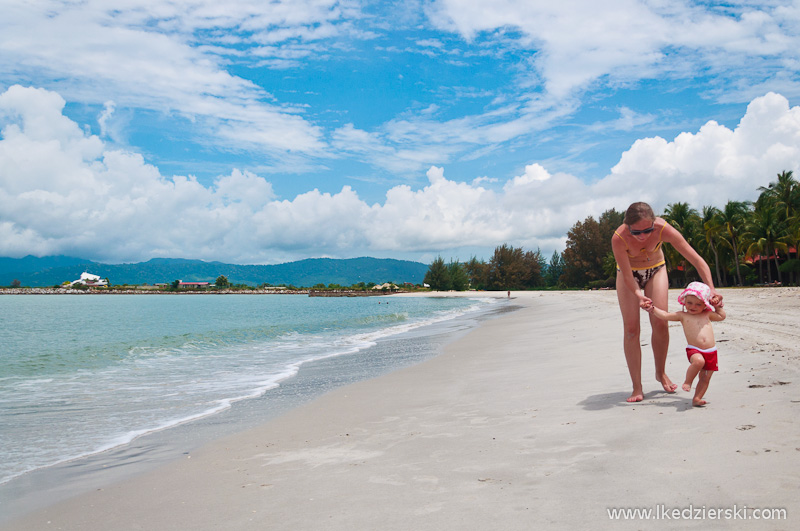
[682,382,692,392]
[692,398,707,407]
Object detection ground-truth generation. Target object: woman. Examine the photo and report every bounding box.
[612,202,722,403]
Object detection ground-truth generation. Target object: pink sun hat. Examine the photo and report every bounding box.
[678,281,715,311]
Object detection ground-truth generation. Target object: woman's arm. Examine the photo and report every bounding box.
[612,232,651,307]
[661,222,723,303]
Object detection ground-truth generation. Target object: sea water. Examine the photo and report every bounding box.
[0,294,501,486]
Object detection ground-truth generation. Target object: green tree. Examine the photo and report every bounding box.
[447,260,470,291]
[662,202,701,285]
[545,251,565,287]
[602,250,618,280]
[215,275,230,288]
[170,279,181,290]
[758,170,799,283]
[701,205,724,287]
[743,198,788,284]
[486,244,544,290]
[464,256,488,290]
[783,215,800,284]
[759,170,799,222]
[424,256,451,291]
[522,248,546,289]
[716,200,751,286]
[487,244,523,289]
[561,209,622,287]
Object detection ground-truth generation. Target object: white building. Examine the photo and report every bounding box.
[69,272,108,287]
[371,282,398,290]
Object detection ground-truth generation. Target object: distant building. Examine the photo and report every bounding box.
[69,272,108,288]
[178,281,211,289]
[372,283,398,290]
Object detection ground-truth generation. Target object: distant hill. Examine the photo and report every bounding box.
[0,255,429,288]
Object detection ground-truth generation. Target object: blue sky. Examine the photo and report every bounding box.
[2,0,800,265]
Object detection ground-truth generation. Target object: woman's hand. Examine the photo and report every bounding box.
[638,291,652,310]
[710,290,723,307]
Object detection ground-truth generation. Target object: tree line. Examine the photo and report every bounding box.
[424,244,554,291]
[425,171,800,290]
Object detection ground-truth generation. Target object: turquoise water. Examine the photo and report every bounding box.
[0,294,496,485]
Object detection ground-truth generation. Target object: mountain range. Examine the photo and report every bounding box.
[0,256,430,288]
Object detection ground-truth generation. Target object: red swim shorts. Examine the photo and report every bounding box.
[686,347,718,371]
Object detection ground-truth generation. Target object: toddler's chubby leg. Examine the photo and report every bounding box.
[693,370,713,407]
[683,354,705,392]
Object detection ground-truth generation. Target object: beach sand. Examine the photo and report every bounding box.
[3,288,798,530]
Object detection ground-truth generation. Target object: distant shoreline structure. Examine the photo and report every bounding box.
[0,287,304,295]
[0,288,408,296]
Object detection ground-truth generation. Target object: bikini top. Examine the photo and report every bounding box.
[614,222,667,261]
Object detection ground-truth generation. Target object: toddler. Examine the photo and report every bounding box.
[645,282,726,406]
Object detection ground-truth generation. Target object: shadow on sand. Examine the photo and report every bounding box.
[579,390,694,411]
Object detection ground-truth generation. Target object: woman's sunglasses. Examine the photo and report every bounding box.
[628,224,655,236]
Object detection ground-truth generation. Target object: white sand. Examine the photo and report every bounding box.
[4,288,799,530]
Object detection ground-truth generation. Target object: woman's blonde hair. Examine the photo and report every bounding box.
[624,202,655,225]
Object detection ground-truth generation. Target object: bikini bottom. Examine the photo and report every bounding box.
[632,264,664,290]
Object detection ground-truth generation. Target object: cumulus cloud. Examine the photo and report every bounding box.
[2,86,800,263]
[607,92,800,207]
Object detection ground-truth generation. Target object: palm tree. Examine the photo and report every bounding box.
[782,216,800,285]
[662,202,701,285]
[716,200,750,286]
[754,171,799,282]
[743,199,788,284]
[701,205,724,286]
[758,170,800,222]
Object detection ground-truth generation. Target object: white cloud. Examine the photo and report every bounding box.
[4,0,798,183]
[0,0,340,159]
[2,86,800,263]
[324,1,800,175]
[609,92,800,207]
[97,101,116,138]
[427,0,800,97]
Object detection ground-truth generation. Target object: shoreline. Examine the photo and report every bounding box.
[0,295,515,525]
[3,288,798,530]
[0,287,311,295]
[0,288,418,296]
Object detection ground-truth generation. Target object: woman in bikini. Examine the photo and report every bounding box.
[612,202,722,403]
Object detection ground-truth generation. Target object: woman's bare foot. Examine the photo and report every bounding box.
[682,382,692,392]
[657,373,678,393]
[627,388,644,402]
[693,398,707,407]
